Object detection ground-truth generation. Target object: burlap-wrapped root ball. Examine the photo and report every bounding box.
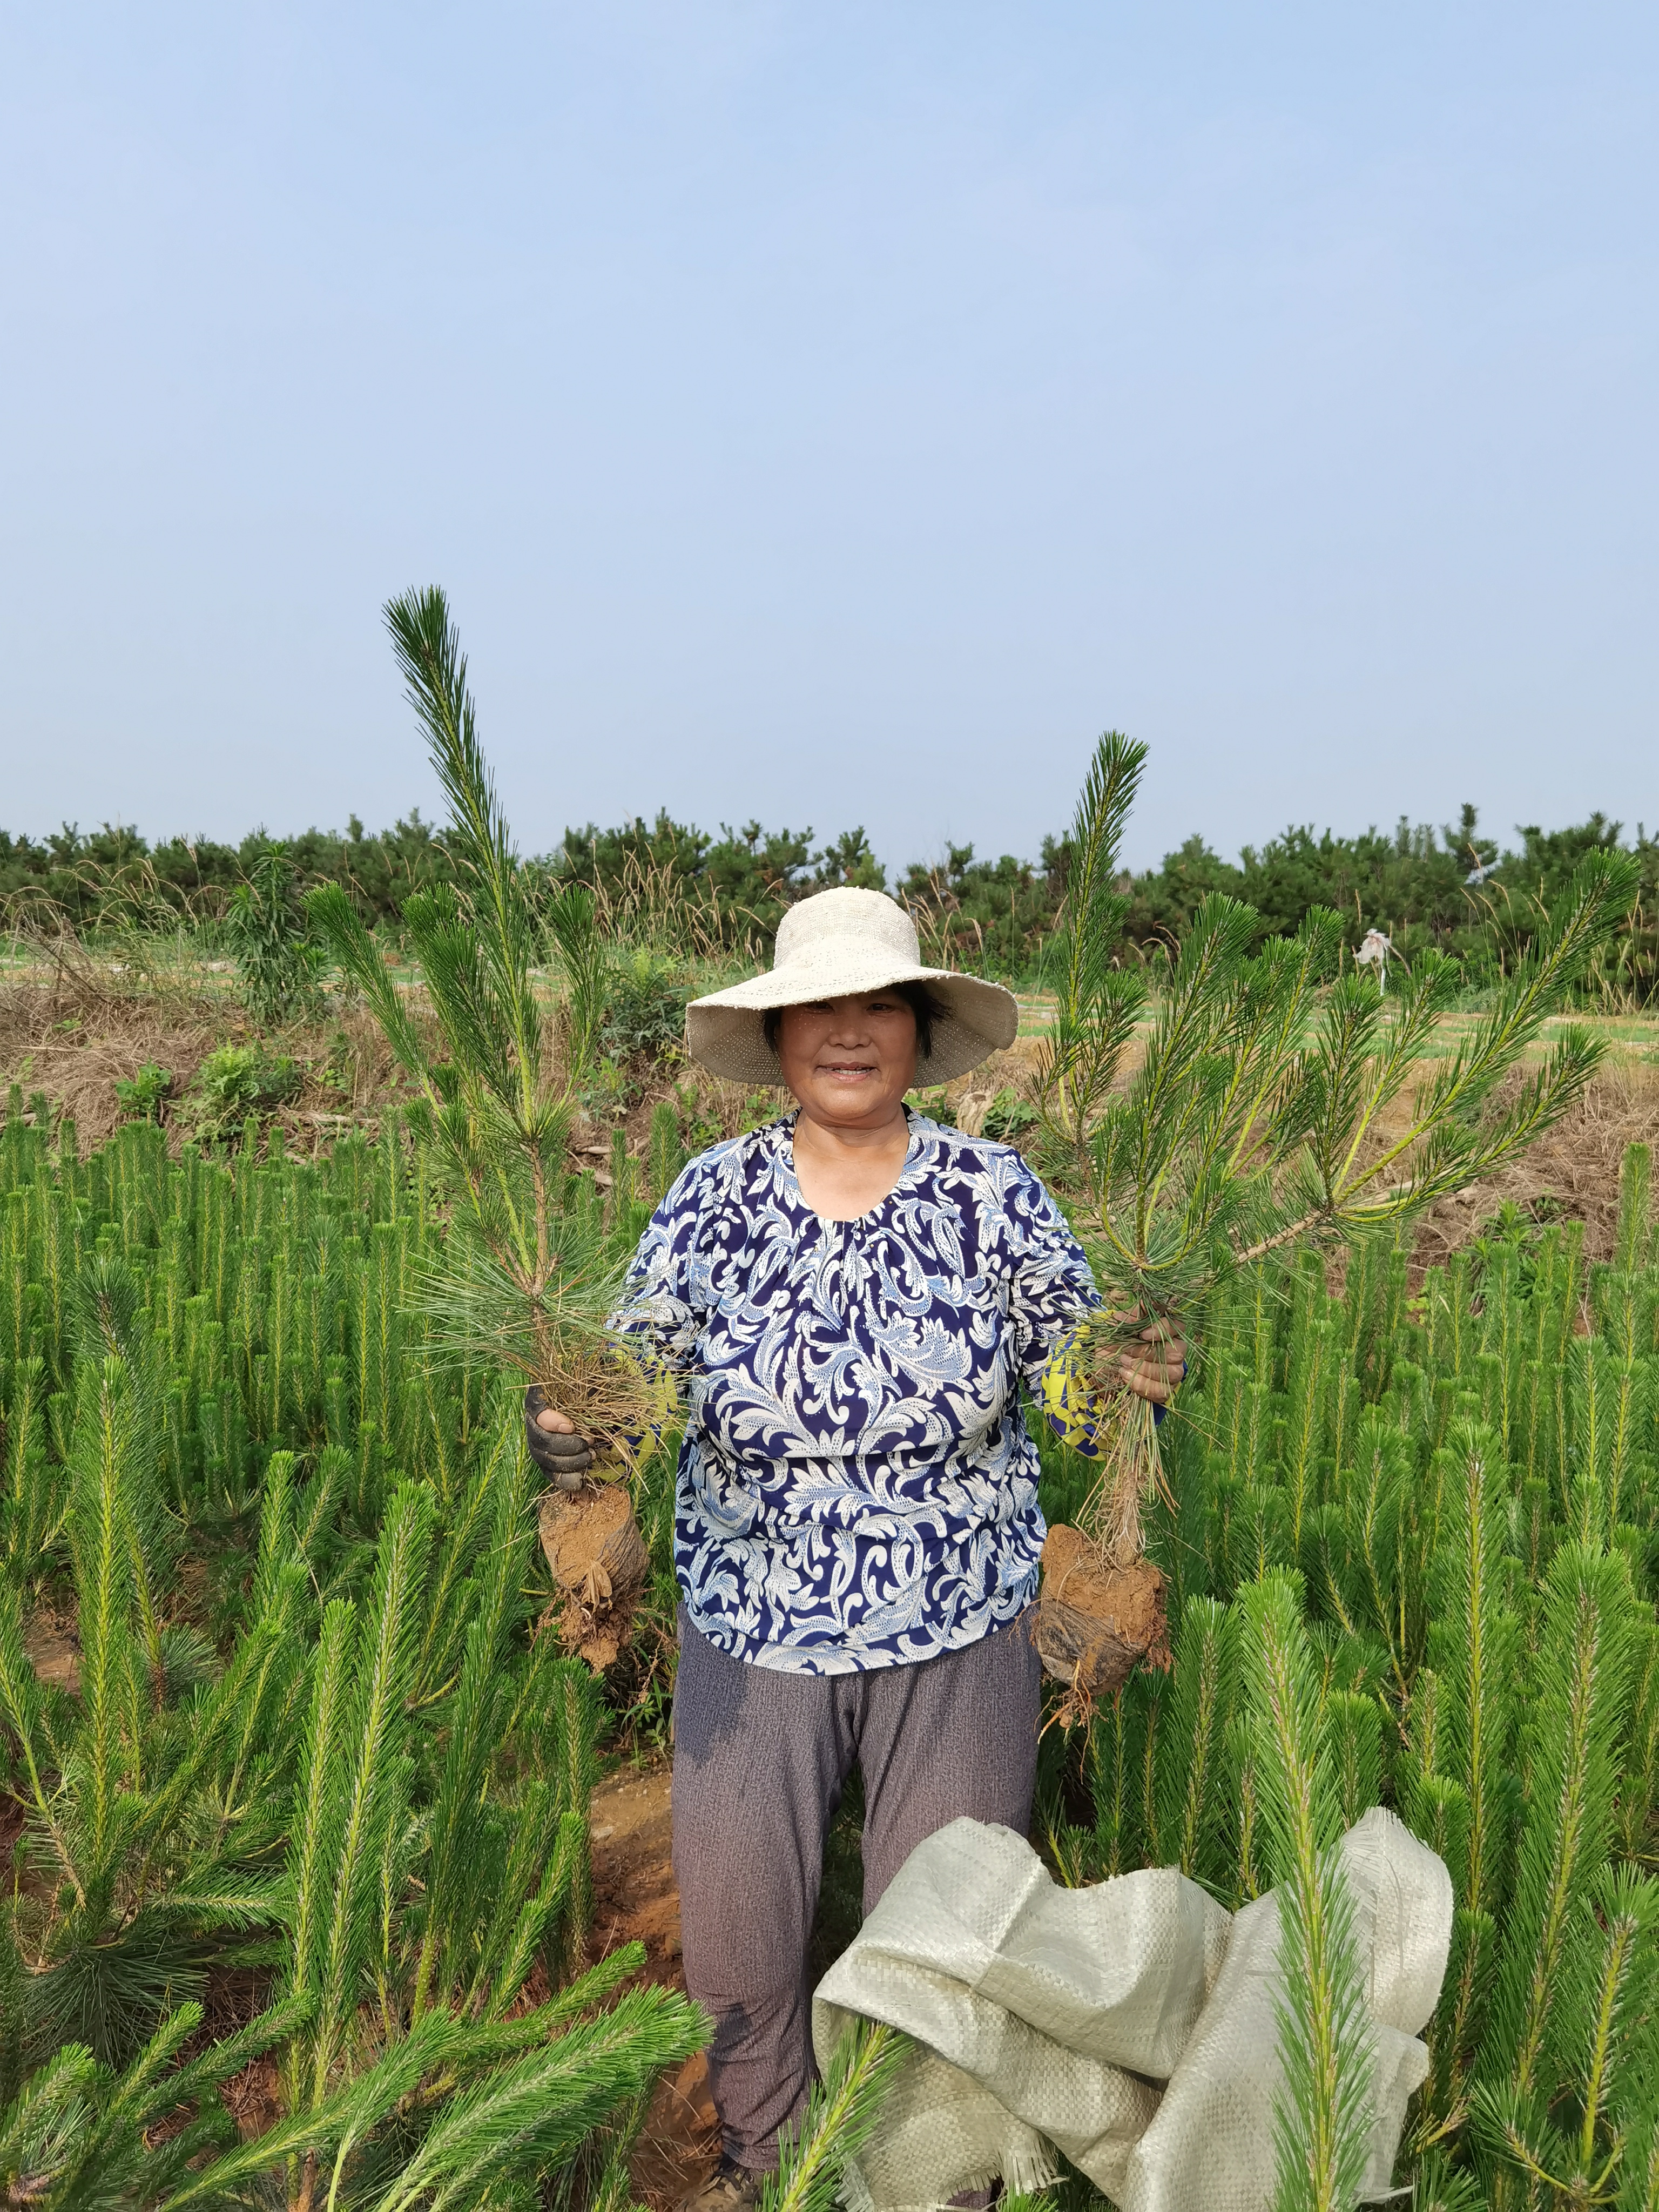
[537,1483,650,1669]
[1034,1525,1172,1706]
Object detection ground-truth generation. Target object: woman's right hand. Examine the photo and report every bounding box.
[525,1384,594,1491]
[1090,1312,1186,1407]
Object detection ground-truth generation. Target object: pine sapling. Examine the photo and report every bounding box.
[1035,732,1638,1705]
[1238,1573,1374,2212]
[308,588,664,1459]
[761,2019,908,2212]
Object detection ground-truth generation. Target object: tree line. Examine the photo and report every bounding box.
[3,799,1656,998]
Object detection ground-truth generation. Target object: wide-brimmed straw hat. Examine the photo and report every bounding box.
[685,887,1020,1085]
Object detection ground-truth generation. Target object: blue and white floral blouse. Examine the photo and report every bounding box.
[611,1110,1102,1675]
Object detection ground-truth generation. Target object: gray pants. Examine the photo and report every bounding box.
[671,1609,1042,2170]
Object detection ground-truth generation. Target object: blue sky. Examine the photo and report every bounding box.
[2,3,1655,873]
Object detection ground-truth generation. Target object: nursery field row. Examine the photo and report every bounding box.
[0,1101,700,2206]
[1,1096,1658,2207]
[1029,1159,1659,2212]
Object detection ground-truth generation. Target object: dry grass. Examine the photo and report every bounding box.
[1408,1052,1659,1272]
[0,969,222,1151]
[0,960,413,1157]
[6,955,1656,1277]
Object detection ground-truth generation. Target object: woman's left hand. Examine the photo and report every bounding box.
[1098,1317,1186,1406]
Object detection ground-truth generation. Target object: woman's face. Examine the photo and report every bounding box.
[775,992,919,1129]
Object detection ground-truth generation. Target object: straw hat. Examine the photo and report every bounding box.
[685,887,1020,1085]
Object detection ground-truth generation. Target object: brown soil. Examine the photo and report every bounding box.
[1035,1525,1171,1708]
[586,1759,720,2210]
[23,1610,80,1695]
[538,1483,651,1669]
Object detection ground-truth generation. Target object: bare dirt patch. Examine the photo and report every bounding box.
[0,962,415,1156]
[23,1608,80,1695]
[586,1759,720,2209]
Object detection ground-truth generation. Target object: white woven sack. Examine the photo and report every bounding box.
[813,1808,1452,2212]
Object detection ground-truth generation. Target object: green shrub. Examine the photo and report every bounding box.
[600,952,689,1064]
[111,1062,171,1123]
[224,842,325,1027]
[186,1044,302,1140]
[981,1085,1037,1142]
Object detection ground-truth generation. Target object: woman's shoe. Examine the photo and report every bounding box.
[678,2154,765,2212]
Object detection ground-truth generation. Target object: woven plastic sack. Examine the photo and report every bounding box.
[813,1808,1452,2212]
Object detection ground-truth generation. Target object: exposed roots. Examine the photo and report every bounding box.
[1036,1378,1174,1722]
[535,1340,671,1468]
[1073,1379,1169,1568]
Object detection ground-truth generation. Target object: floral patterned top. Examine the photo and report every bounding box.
[612,1110,1102,1674]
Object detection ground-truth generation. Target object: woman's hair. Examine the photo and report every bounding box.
[763,980,950,1063]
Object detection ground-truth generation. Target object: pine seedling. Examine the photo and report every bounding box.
[1225,1708,1266,1906]
[1614,1143,1654,1279]
[1405,1773,1472,1912]
[299,1481,433,2106]
[1478,1544,1637,2103]
[64,1350,146,1883]
[761,2018,908,2212]
[1236,1573,1374,2212]
[2,1353,65,1578]
[415,1422,541,2015]
[308,588,660,1451]
[1326,1692,1384,1833]
[1427,1423,1520,1918]
[1471,1866,1658,2210]
[1088,1688,1143,1878]
[1416,1900,1495,2142]
[1546,1866,1659,2180]
[1155,1595,1238,1888]
[1036,733,1637,1582]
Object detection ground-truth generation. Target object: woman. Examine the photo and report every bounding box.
[527,888,1182,2211]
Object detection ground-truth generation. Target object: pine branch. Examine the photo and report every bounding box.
[365,1986,709,2212]
[760,2018,908,2212]
[1478,1545,1637,2102]
[1238,1574,1374,2212]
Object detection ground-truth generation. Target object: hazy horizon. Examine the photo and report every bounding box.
[4,4,1655,874]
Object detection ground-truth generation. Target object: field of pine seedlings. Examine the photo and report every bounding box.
[1,1047,1656,2208]
[3,630,1659,2209]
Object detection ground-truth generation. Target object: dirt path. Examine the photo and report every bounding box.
[587,1759,719,2210]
